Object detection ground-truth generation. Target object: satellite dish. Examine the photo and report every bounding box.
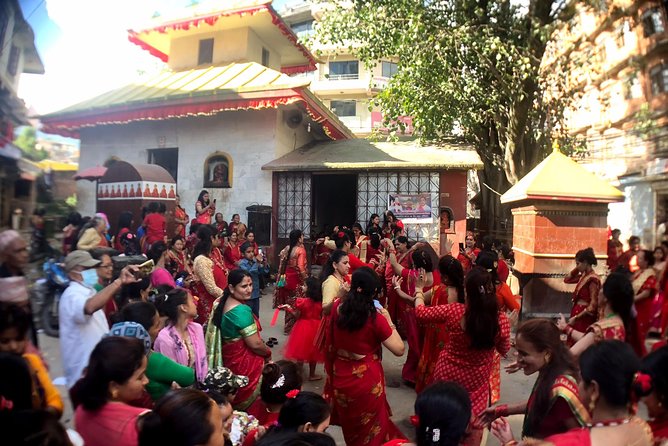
[285,110,304,129]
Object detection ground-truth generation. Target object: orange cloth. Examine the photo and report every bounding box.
[24,353,64,416]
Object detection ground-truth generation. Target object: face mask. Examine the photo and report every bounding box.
[81,269,99,287]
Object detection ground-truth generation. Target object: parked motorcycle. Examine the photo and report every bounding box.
[33,258,69,338]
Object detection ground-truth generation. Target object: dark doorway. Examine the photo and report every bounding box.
[312,174,357,235]
[148,148,179,182]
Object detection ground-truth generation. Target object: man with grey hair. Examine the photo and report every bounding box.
[59,250,139,387]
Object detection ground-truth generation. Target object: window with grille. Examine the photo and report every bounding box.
[277,172,311,239]
[642,9,665,37]
[328,60,359,80]
[357,172,439,242]
[650,64,668,95]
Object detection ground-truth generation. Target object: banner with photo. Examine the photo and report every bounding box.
[388,193,434,224]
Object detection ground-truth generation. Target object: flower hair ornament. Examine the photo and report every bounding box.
[633,372,652,396]
[271,374,286,389]
[286,389,300,399]
[409,415,420,427]
[0,396,13,411]
[338,231,345,238]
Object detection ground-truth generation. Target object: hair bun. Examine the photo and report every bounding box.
[632,372,653,400]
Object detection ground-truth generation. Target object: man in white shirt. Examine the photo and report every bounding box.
[59,250,138,388]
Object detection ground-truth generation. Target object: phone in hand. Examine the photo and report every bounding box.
[133,259,155,279]
[373,299,383,310]
[458,242,465,251]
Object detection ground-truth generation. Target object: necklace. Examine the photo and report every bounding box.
[587,417,631,428]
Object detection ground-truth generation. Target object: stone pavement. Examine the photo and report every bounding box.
[41,285,532,445]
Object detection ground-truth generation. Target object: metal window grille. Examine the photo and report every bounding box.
[357,172,440,242]
[277,172,311,239]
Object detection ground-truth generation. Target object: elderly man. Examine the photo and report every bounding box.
[59,250,138,388]
[0,229,29,278]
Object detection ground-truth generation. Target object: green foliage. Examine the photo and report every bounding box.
[312,0,600,229]
[14,126,48,161]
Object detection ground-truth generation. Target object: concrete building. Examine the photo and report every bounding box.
[551,0,668,247]
[0,0,44,227]
[41,0,479,254]
[279,1,409,137]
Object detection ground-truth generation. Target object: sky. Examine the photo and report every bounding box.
[18,0,296,116]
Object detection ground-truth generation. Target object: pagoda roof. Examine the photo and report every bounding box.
[500,150,624,204]
[127,0,317,74]
[40,62,353,141]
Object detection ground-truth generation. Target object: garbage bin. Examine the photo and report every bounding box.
[246,205,272,246]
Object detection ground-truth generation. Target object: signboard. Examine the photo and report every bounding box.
[388,193,433,224]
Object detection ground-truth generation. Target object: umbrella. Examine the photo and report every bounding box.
[73,165,107,181]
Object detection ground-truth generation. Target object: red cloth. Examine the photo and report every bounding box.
[651,415,668,444]
[524,375,589,438]
[223,243,242,270]
[415,285,450,393]
[414,303,510,417]
[607,239,623,271]
[632,271,657,357]
[174,206,188,238]
[564,270,601,334]
[75,402,146,446]
[497,259,510,283]
[242,411,280,446]
[327,300,405,446]
[143,213,166,245]
[193,250,227,326]
[457,248,480,273]
[543,428,591,446]
[284,298,324,363]
[221,337,264,418]
[114,227,129,251]
[348,252,372,274]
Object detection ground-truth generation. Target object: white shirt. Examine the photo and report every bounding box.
[59,281,109,388]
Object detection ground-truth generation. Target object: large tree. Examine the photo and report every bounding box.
[313,0,601,231]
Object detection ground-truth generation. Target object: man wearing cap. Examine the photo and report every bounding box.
[59,250,139,388]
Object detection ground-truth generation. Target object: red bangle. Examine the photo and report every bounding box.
[565,326,574,336]
[495,404,509,418]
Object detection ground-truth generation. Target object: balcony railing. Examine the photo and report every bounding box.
[327,73,359,81]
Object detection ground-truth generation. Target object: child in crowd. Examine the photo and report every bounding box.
[0,303,63,417]
[281,277,325,381]
[238,241,269,317]
[143,202,166,248]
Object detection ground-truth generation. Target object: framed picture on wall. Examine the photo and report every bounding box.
[203,152,232,188]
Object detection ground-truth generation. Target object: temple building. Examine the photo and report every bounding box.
[41,0,480,252]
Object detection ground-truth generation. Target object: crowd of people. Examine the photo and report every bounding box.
[1,198,668,446]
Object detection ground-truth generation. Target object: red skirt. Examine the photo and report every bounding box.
[284,318,324,363]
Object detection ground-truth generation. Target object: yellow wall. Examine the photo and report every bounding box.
[168,27,281,70]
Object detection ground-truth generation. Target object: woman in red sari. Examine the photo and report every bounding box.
[394,254,464,393]
[327,267,405,446]
[384,236,412,327]
[192,225,227,325]
[274,229,308,335]
[223,231,242,271]
[457,231,480,273]
[492,340,653,446]
[167,235,193,277]
[631,249,658,357]
[388,242,440,387]
[195,190,215,225]
[641,345,668,444]
[207,269,271,418]
[415,267,510,445]
[173,194,189,238]
[558,271,632,359]
[564,248,601,334]
[480,319,589,442]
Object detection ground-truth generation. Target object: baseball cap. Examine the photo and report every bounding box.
[65,250,101,272]
[203,367,249,395]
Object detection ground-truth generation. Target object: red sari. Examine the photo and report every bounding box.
[522,374,590,439]
[174,205,189,238]
[274,246,307,334]
[564,269,600,334]
[327,301,405,446]
[415,303,510,446]
[415,285,451,393]
[651,417,668,445]
[167,249,192,275]
[384,252,412,327]
[457,248,480,273]
[207,303,265,418]
[631,268,657,357]
[490,282,521,404]
[192,248,228,325]
[223,242,242,271]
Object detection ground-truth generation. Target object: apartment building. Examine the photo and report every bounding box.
[280,2,410,137]
[551,0,668,245]
[0,0,44,227]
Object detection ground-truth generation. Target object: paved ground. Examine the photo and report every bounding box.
[40,283,532,445]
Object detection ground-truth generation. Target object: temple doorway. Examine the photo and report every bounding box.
[312,173,357,236]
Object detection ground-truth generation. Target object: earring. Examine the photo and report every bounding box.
[111,390,119,400]
[545,353,551,363]
[588,398,597,414]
